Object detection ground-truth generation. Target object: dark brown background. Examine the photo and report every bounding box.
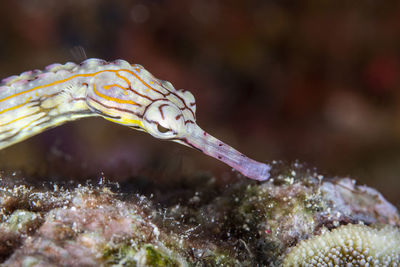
[0,0,399,204]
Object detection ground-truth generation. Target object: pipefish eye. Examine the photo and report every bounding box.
[157,123,171,133]
[143,100,184,139]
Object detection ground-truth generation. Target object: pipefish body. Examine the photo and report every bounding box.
[0,59,270,181]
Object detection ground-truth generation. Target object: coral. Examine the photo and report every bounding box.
[283,224,400,266]
[0,162,399,266]
[153,162,399,266]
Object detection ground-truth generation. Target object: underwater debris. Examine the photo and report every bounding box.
[282,223,400,267]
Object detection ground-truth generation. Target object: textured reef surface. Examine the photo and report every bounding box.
[0,162,399,266]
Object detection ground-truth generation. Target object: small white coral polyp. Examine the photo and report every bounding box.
[283,224,400,267]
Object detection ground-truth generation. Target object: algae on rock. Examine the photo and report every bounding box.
[0,162,399,266]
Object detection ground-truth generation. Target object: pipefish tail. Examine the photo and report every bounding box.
[0,59,270,181]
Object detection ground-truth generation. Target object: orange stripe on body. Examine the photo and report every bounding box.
[115,72,131,87]
[0,69,163,104]
[121,69,164,95]
[103,84,128,95]
[0,72,98,103]
[93,83,139,106]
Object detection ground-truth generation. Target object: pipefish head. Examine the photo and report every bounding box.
[142,99,194,140]
[84,61,269,181]
[84,61,198,137]
[141,85,270,182]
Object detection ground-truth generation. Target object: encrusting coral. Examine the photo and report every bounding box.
[283,224,400,267]
[0,162,399,266]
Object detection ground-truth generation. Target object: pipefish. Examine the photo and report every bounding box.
[0,59,270,181]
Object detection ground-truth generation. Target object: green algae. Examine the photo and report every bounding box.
[3,210,42,232]
[103,243,183,267]
[103,242,139,266]
[143,244,180,267]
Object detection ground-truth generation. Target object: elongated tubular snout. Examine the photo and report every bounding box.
[184,126,270,181]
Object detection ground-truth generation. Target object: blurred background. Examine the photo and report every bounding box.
[0,0,399,204]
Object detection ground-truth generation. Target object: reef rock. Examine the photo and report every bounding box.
[0,162,399,266]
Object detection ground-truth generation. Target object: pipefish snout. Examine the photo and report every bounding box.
[0,58,270,181]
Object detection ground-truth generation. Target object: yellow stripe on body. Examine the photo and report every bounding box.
[0,96,32,115]
[17,113,46,131]
[0,111,40,127]
[104,116,144,128]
